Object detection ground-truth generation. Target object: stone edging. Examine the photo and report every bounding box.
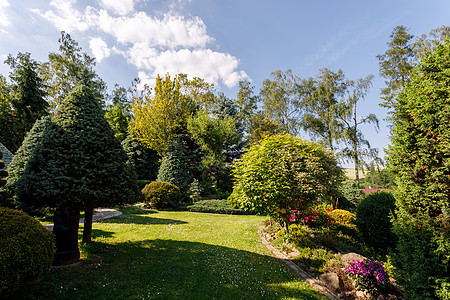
[257,225,339,300]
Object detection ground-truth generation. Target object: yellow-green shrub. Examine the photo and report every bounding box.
[329,209,355,224]
[142,181,181,209]
[0,208,55,296]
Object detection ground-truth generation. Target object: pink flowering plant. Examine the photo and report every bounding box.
[346,259,388,295]
[288,206,335,228]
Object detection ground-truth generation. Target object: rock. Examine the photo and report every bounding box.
[341,252,366,267]
[319,272,340,291]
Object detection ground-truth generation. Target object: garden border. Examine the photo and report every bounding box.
[257,225,339,299]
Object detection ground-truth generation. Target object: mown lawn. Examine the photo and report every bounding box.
[16,206,325,300]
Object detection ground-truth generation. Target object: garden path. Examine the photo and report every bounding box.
[44,207,122,231]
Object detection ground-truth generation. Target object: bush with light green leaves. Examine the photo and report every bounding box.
[228,134,343,230]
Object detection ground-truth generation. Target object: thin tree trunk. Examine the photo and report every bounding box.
[82,203,94,243]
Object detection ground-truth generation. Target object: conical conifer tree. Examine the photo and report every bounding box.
[9,85,139,265]
[157,140,191,195]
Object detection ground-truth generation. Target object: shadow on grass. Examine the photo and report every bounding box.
[16,239,325,300]
[97,206,188,225]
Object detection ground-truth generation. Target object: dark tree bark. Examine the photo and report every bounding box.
[82,203,94,243]
[53,206,80,266]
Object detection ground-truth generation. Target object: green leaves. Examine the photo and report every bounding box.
[228,134,342,227]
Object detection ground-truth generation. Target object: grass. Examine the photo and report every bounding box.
[15,206,326,300]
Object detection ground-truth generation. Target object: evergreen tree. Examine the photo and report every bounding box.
[157,140,191,195]
[122,135,160,181]
[8,85,139,264]
[0,151,8,206]
[5,52,48,131]
[388,40,450,298]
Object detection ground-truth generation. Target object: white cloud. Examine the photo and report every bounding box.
[31,0,89,32]
[89,37,111,62]
[99,0,135,15]
[127,46,248,87]
[31,0,248,88]
[93,10,212,48]
[0,0,11,27]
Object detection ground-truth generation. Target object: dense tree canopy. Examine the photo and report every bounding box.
[388,39,450,299]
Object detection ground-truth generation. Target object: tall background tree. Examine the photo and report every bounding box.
[40,31,106,110]
[377,25,415,113]
[388,40,450,299]
[301,68,349,151]
[260,69,303,135]
[337,75,379,186]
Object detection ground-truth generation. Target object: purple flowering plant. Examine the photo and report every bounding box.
[346,259,387,295]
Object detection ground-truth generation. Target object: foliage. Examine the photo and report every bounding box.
[186,199,252,215]
[301,68,349,151]
[359,168,397,189]
[260,69,303,135]
[122,135,160,181]
[338,179,364,209]
[0,207,55,296]
[247,111,285,144]
[337,74,379,186]
[141,181,181,209]
[329,209,355,224]
[355,191,396,252]
[346,259,388,296]
[388,40,450,299]
[130,73,213,156]
[41,31,106,109]
[105,84,131,142]
[0,75,33,153]
[0,151,9,206]
[188,178,202,202]
[157,140,191,195]
[228,134,343,229]
[187,110,239,171]
[236,79,259,133]
[377,25,415,111]
[9,85,139,211]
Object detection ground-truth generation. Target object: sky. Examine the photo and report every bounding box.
[0,0,449,167]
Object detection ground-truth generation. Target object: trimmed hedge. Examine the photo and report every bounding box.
[142,181,181,209]
[355,191,396,251]
[186,199,253,215]
[0,208,55,296]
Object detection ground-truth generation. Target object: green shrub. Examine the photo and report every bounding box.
[337,179,364,210]
[137,180,152,191]
[0,207,55,296]
[142,181,181,209]
[329,209,355,224]
[228,134,342,229]
[355,191,396,251]
[186,199,252,215]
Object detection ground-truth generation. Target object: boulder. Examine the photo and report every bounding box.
[319,272,340,291]
[341,252,365,267]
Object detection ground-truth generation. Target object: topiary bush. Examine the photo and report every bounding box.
[0,207,55,296]
[142,181,181,209]
[329,209,355,224]
[355,191,396,251]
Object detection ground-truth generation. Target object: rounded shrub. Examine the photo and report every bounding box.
[355,191,396,251]
[329,209,355,224]
[142,181,181,209]
[0,207,55,296]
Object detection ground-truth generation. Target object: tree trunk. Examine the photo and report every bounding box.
[82,203,94,243]
[53,206,80,266]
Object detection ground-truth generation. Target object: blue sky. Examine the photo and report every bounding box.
[0,0,449,167]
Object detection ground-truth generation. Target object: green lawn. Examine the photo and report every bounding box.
[17,206,325,300]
